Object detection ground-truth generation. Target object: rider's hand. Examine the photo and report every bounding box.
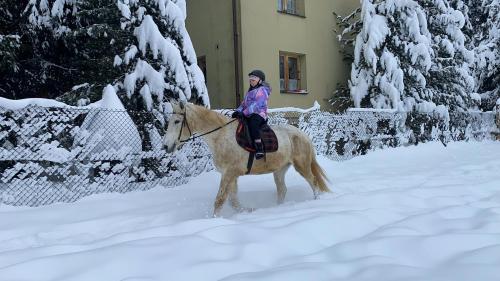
[232,111,243,119]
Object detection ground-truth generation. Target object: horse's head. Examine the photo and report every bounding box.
[163,101,190,153]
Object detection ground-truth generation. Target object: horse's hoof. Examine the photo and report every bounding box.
[235,207,255,213]
[313,192,321,200]
[240,207,256,213]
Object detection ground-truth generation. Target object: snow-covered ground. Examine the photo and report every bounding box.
[0,141,499,281]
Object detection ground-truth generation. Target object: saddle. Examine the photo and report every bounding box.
[236,120,278,153]
[235,119,279,174]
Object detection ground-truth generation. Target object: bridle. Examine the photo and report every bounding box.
[175,107,237,143]
[177,109,193,143]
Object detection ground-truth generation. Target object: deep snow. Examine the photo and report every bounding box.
[0,141,499,281]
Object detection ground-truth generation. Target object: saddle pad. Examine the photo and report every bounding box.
[236,121,278,153]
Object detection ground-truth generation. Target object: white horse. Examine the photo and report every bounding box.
[163,102,330,217]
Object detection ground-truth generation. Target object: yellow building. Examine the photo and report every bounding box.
[186,0,359,110]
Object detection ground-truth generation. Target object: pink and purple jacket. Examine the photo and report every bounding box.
[236,84,271,119]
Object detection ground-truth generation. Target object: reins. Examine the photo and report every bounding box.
[176,108,238,143]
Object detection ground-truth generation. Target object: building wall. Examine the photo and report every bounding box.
[187,0,360,110]
[240,0,358,110]
[186,0,236,109]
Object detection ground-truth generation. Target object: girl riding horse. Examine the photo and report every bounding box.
[231,70,271,160]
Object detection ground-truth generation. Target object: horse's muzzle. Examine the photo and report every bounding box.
[164,145,173,153]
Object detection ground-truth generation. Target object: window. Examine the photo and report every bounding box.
[279,52,307,93]
[277,0,305,17]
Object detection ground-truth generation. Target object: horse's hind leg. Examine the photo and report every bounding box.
[293,159,320,199]
[274,164,291,204]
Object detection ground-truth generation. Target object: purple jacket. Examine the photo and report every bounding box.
[236,84,271,119]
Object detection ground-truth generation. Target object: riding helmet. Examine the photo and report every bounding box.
[248,70,266,81]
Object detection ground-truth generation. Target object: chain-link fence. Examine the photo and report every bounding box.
[0,106,212,206]
[0,106,497,207]
[295,109,497,161]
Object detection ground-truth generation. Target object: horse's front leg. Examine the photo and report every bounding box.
[228,177,255,213]
[213,172,234,217]
[228,177,242,211]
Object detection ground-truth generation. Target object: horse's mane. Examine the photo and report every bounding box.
[187,103,230,127]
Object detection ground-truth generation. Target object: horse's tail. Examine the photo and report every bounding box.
[311,153,331,193]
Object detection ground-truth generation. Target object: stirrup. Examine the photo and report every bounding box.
[254,141,264,160]
[255,151,264,160]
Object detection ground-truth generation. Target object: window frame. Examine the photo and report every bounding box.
[277,0,305,18]
[279,52,307,94]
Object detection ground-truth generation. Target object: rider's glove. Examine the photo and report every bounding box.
[231,111,243,119]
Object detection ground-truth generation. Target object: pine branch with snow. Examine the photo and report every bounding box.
[115,0,209,110]
[466,0,499,111]
[333,7,362,64]
[0,0,63,99]
[422,0,478,111]
[349,0,433,111]
[349,0,487,113]
[2,0,209,112]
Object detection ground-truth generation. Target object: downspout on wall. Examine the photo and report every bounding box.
[232,0,242,107]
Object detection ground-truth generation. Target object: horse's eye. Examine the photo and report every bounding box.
[174,120,181,124]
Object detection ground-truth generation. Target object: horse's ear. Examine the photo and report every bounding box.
[179,100,185,110]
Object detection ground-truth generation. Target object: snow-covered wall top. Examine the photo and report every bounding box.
[268,101,321,113]
[0,97,69,110]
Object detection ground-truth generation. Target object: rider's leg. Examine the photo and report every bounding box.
[248,114,266,159]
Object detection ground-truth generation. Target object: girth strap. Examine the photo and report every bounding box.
[246,152,255,175]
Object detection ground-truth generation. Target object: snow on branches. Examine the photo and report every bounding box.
[348,0,491,113]
[350,0,432,111]
[18,0,209,112]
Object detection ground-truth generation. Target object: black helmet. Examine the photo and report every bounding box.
[248,69,266,81]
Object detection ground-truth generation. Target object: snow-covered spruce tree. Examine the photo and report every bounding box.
[422,0,478,111]
[0,1,23,80]
[349,0,433,110]
[23,0,208,111]
[0,0,121,100]
[0,32,21,98]
[1,1,23,99]
[114,0,209,111]
[465,0,499,111]
[0,0,66,99]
